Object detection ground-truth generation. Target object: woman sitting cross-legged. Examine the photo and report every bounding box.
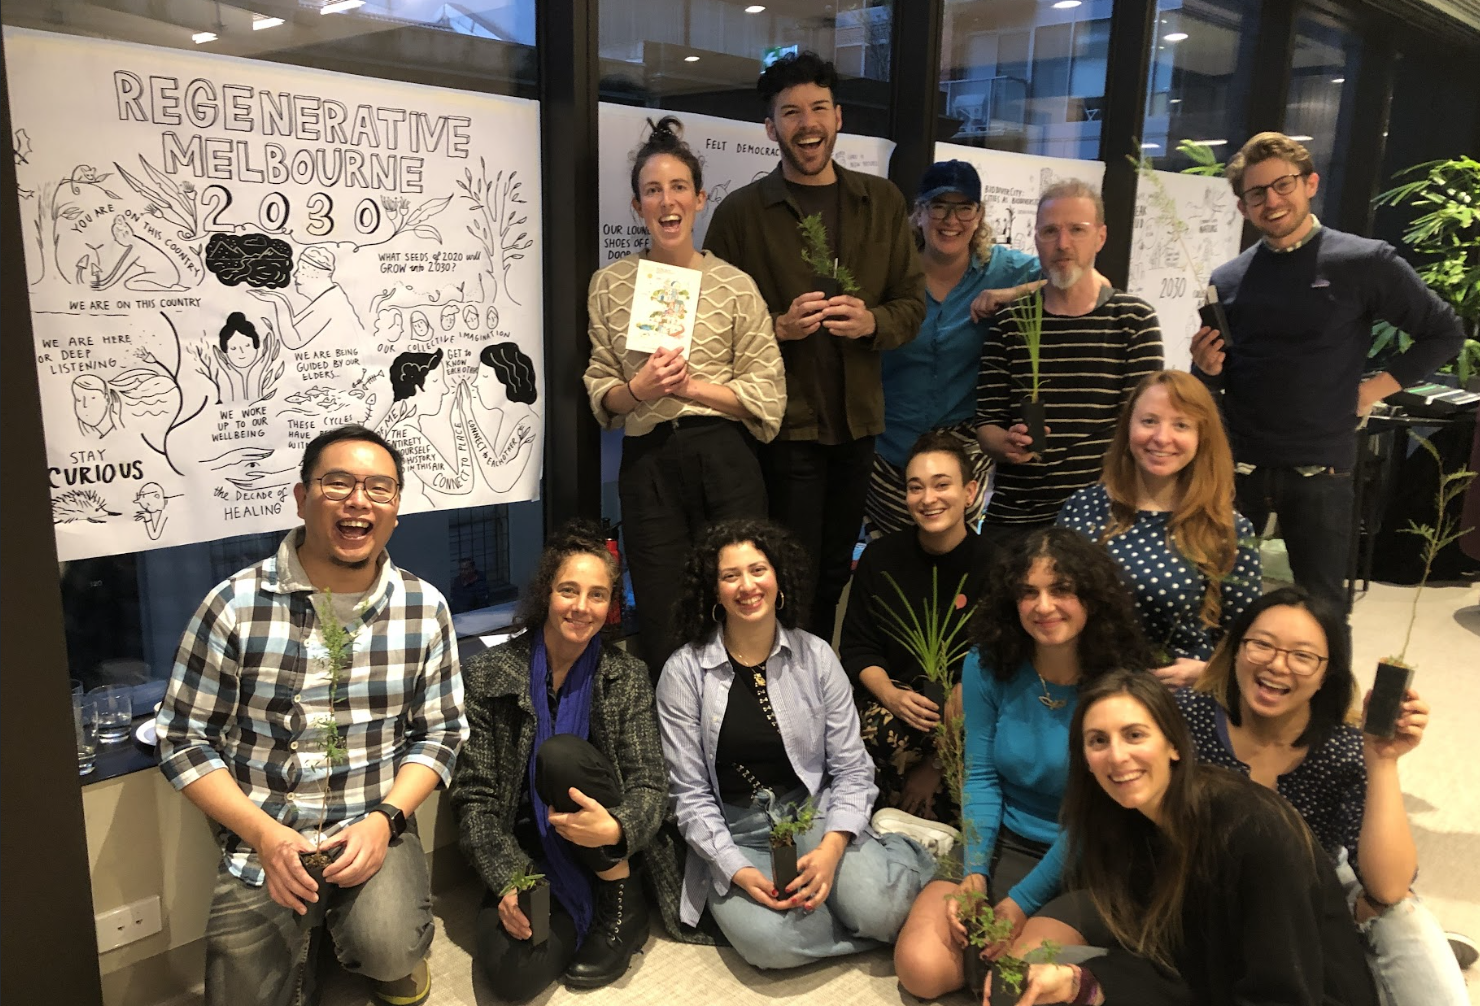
[1057,369,1261,689]
[892,526,1150,999]
[1002,668,1379,1006]
[1181,586,1469,1006]
[451,521,705,1003]
[841,430,995,826]
[655,518,938,970]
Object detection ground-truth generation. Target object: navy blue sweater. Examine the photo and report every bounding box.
[1199,227,1463,469]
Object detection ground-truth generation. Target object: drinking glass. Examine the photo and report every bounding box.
[74,693,98,775]
[92,684,133,743]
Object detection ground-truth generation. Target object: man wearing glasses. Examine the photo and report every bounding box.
[1191,132,1463,616]
[974,179,1164,545]
[157,424,466,1006]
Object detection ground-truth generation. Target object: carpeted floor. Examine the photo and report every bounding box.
[301,581,1480,1005]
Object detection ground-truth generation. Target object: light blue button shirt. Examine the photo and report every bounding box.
[656,623,878,926]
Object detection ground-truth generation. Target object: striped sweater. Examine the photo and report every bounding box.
[975,292,1163,524]
[584,251,787,442]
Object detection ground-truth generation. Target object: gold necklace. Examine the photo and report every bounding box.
[1036,671,1068,711]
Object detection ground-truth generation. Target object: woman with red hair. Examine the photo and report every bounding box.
[1058,370,1260,688]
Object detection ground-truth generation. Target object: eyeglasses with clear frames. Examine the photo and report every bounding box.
[1240,172,1305,206]
[925,201,981,222]
[1238,637,1328,676]
[1034,222,1099,242]
[315,471,400,504]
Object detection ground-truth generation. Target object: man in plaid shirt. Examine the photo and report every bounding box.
[158,424,468,1006]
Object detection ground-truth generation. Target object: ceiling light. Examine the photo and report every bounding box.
[1288,134,1313,141]
[192,30,217,43]
[1192,138,1228,146]
[320,0,364,13]
[1163,31,1188,41]
[1331,76,1345,83]
[745,4,767,11]
[1141,142,1161,149]
[1052,1,1083,8]
[684,55,701,62]
[1169,98,1182,104]
[253,15,284,29]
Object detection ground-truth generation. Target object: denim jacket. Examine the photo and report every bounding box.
[655,623,877,926]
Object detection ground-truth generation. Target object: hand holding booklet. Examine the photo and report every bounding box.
[625,259,701,356]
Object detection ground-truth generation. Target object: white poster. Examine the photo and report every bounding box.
[1128,169,1243,371]
[933,142,1106,257]
[598,102,895,265]
[6,29,545,562]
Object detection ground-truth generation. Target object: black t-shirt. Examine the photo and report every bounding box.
[786,180,850,445]
[714,654,803,806]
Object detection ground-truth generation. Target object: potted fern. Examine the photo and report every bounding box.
[768,797,818,896]
[1364,436,1475,738]
[499,870,551,945]
[1007,290,1047,456]
[299,596,356,884]
[951,887,1061,1003]
[797,212,859,299]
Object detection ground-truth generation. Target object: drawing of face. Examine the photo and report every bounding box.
[111,216,134,244]
[72,377,111,430]
[440,305,459,331]
[134,482,166,514]
[224,330,257,370]
[410,311,432,341]
[463,305,480,329]
[486,306,499,331]
[475,361,506,412]
[417,359,450,417]
[293,259,333,298]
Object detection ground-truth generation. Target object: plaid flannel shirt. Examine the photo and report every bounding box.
[158,530,467,885]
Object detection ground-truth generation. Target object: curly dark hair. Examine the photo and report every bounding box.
[512,518,620,637]
[673,518,812,647]
[629,115,704,199]
[757,50,839,117]
[970,526,1150,681]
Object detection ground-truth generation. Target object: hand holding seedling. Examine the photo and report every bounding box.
[947,873,988,948]
[821,296,877,340]
[1190,326,1224,375]
[1001,422,1050,464]
[789,832,847,910]
[1362,689,1428,761]
[731,866,791,911]
[320,814,392,887]
[630,346,688,401]
[498,889,533,939]
[971,281,1048,323]
[255,819,319,914]
[547,786,623,848]
[984,897,1027,961]
[882,683,941,732]
[777,292,829,340]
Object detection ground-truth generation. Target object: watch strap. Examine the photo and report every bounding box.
[370,802,407,840]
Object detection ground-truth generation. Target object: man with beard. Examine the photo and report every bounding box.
[973,180,1163,545]
[704,51,924,641]
[156,425,466,1006]
[1191,132,1462,617]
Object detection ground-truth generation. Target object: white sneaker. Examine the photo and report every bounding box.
[871,808,964,858]
[1448,932,1478,971]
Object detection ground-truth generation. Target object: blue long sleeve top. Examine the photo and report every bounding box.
[962,651,1074,913]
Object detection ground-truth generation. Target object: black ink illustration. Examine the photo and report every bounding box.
[30,165,124,286]
[439,304,459,331]
[409,310,433,342]
[204,446,297,492]
[85,215,188,292]
[114,155,203,240]
[485,305,499,331]
[379,348,474,499]
[278,371,379,427]
[352,195,453,249]
[463,305,480,330]
[130,313,210,476]
[464,342,540,494]
[247,245,366,350]
[132,481,179,540]
[190,312,285,404]
[52,488,121,525]
[376,309,404,344]
[457,161,531,306]
[72,375,124,438]
[205,232,293,288]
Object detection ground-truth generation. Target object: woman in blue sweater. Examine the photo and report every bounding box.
[892,527,1150,999]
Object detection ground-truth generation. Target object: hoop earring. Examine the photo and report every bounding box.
[777,590,786,610]
[711,603,723,623]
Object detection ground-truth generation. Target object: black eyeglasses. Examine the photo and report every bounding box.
[315,471,400,504]
[1239,637,1328,676]
[1240,172,1306,206]
[925,201,981,222]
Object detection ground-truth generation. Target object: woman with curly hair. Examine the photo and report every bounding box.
[655,518,937,969]
[893,526,1150,1000]
[1059,370,1261,688]
[451,521,706,1001]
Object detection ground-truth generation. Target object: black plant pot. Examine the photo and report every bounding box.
[298,843,345,891]
[771,841,799,897]
[811,274,842,300]
[1363,660,1414,738]
[963,948,989,999]
[1019,396,1047,457]
[914,676,947,716]
[518,882,551,945]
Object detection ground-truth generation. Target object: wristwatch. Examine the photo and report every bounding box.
[369,802,407,840]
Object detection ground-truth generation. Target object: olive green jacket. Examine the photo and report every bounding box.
[704,162,925,442]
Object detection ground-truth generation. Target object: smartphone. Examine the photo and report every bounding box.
[1362,661,1413,738]
[1198,285,1231,347]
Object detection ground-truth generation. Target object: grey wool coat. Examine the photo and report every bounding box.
[449,632,708,944]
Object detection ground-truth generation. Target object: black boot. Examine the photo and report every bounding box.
[562,869,650,989]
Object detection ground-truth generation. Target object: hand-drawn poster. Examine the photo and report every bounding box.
[933,143,1106,257]
[625,259,701,355]
[1128,169,1243,372]
[5,28,545,561]
[598,103,895,265]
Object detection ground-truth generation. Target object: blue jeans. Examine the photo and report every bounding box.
[707,787,936,970]
[1235,466,1354,616]
[1334,848,1468,1006]
[204,822,433,1006]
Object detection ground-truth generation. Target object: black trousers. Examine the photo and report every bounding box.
[619,418,768,680]
[762,435,875,641]
[475,735,626,1003]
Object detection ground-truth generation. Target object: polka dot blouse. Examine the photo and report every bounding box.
[1057,483,1261,661]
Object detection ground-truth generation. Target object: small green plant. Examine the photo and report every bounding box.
[768,797,819,847]
[1007,290,1045,401]
[305,594,357,854]
[951,888,1062,994]
[498,870,547,897]
[1388,435,1476,666]
[1175,139,1226,177]
[797,213,860,294]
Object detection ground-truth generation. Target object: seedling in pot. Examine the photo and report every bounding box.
[1365,436,1475,737]
[797,213,859,299]
[1007,290,1047,456]
[499,870,551,945]
[768,797,819,898]
[950,888,1061,1003]
[299,595,358,883]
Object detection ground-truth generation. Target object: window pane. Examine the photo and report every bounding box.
[1141,0,1257,169]
[1284,15,1361,226]
[941,0,1112,159]
[599,0,894,137]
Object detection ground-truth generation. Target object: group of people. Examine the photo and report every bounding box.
[153,48,1471,1006]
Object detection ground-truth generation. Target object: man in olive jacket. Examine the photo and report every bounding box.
[705,51,925,640]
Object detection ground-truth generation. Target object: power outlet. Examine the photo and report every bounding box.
[95,896,162,952]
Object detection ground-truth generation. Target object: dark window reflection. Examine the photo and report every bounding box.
[1142,0,1257,171]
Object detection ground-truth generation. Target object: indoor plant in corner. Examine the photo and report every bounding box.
[767,797,818,897]
[797,212,860,299]
[1007,289,1047,456]
[299,595,356,886]
[499,870,551,945]
[951,887,1061,1003]
[1364,436,1475,738]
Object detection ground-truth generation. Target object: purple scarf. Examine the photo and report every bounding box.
[529,631,600,942]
